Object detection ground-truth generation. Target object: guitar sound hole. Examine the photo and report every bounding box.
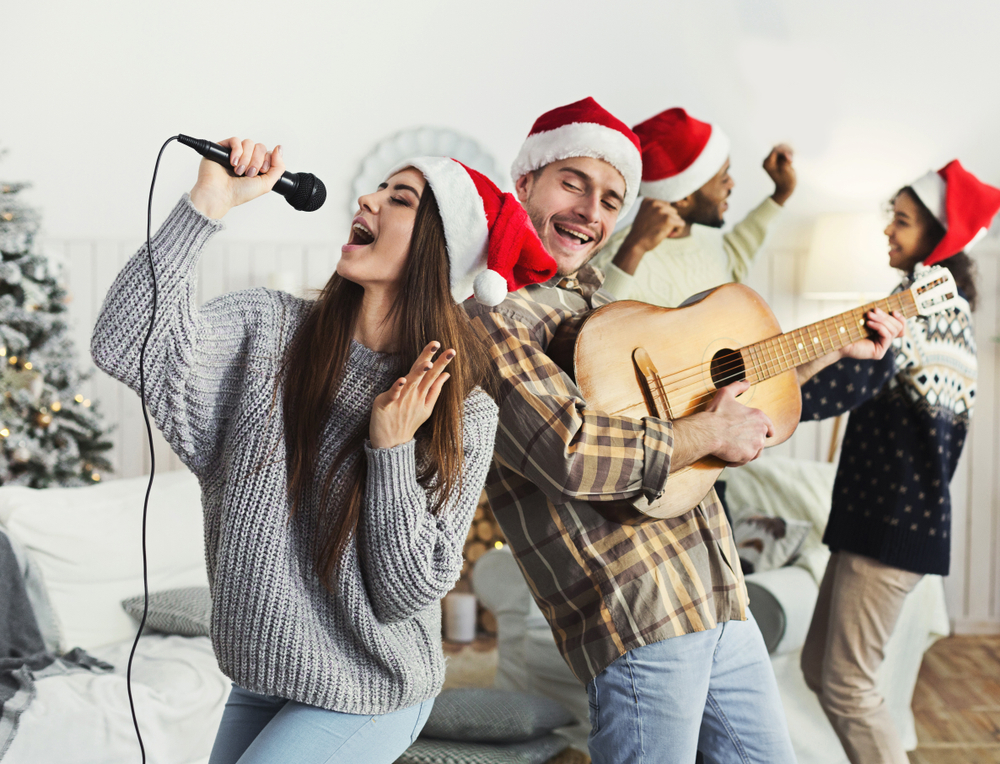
[710,349,746,389]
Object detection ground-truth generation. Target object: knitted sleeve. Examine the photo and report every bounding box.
[800,353,896,422]
[90,195,281,475]
[722,197,782,283]
[358,388,499,624]
[592,226,637,299]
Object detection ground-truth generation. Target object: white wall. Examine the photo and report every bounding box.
[6,0,1000,629]
[4,1,1000,247]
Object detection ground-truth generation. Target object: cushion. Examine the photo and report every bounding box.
[421,689,575,744]
[122,586,211,637]
[732,515,811,574]
[0,469,206,650]
[396,734,568,764]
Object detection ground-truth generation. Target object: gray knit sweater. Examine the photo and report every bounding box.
[91,196,498,714]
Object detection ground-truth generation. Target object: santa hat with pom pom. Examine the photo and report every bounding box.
[384,156,557,306]
[510,97,642,216]
[909,159,1000,266]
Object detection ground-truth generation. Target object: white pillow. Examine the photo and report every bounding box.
[0,469,207,651]
[723,456,837,551]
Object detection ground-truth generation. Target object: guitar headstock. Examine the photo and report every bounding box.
[908,264,960,316]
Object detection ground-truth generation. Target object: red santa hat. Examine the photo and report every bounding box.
[633,107,731,203]
[384,156,557,306]
[510,97,642,215]
[909,160,1000,266]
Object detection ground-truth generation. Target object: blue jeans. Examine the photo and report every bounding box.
[586,612,795,764]
[207,684,434,764]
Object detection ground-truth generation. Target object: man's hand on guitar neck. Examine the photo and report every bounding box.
[795,308,906,386]
[671,380,775,470]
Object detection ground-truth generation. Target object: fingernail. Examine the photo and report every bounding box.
[236,164,246,176]
[262,161,270,173]
[425,365,433,371]
[246,167,257,178]
[276,145,283,157]
[446,351,456,359]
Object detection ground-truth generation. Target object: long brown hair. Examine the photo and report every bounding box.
[281,184,494,588]
[895,187,979,310]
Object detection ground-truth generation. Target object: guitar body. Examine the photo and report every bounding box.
[562,284,802,522]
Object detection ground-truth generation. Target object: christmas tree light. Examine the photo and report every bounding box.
[0,147,113,487]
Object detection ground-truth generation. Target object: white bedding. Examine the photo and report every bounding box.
[4,634,229,764]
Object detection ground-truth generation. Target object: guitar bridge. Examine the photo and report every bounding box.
[633,347,673,420]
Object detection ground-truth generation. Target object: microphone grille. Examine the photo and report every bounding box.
[287,173,327,212]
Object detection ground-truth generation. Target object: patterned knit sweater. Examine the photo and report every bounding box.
[800,279,976,576]
[91,196,499,714]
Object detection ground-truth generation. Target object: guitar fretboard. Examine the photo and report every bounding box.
[742,292,916,385]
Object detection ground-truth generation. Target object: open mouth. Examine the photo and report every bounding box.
[553,222,594,247]
[349,221,375,246]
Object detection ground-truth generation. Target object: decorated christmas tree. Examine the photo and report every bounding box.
[0,150,113,486]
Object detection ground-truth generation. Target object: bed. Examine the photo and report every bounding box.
[1,470,229,764]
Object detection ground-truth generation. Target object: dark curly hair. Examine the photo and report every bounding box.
[892,187,978,311]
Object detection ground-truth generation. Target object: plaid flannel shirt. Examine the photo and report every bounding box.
[465,265,747,684]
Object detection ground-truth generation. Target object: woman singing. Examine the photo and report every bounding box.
[91,138,555,764]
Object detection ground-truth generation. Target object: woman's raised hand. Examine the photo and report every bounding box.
[189,137,287,220]
[369,342,455,450]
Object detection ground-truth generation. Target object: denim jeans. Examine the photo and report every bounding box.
[207,684,434,764]
[586,612,795,764]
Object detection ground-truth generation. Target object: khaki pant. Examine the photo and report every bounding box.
[801,551,923,764]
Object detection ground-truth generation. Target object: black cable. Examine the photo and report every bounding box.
[125,134,179,763]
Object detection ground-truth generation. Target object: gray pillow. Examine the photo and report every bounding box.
[396,733,568,764]
[121,586,211,637]
[420,689,575,744]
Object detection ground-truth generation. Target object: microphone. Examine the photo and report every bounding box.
[177,134,327,212]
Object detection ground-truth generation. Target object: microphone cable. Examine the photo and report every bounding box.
[126,134,179,763]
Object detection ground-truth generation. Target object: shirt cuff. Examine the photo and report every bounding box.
[599,263,636,298]
[364,438,422,499]
[641,417,674,502]
[755,195,784,223]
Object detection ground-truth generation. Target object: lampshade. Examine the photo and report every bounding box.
[801,213,901,299]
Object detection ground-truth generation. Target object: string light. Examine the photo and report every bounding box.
[91,472,101,482]
[50,401,61,412]
[74,394,84,403]
[0,428,9,438]
[0,347,6,356]
[23,362,32,370]
[83,399,91,407]
[8,356,17,365]
[493,541,504,549]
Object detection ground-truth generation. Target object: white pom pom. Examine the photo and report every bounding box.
[473,269,508,306]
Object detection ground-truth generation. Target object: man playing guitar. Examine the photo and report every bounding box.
[464,97,903,764]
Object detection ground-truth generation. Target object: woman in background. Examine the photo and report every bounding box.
[797,160,1000,764]
[91,139,554,764]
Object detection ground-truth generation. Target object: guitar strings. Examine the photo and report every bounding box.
[636,296,908,415]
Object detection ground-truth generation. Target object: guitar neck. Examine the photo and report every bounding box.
[742,291,916,384]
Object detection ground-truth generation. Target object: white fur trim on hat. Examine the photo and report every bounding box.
[910,169,948,228]
[385,157,489,303]
[639,126,731,203]
[510,122,642,216]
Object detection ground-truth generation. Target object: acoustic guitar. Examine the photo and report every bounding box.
[550,266,960,523]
